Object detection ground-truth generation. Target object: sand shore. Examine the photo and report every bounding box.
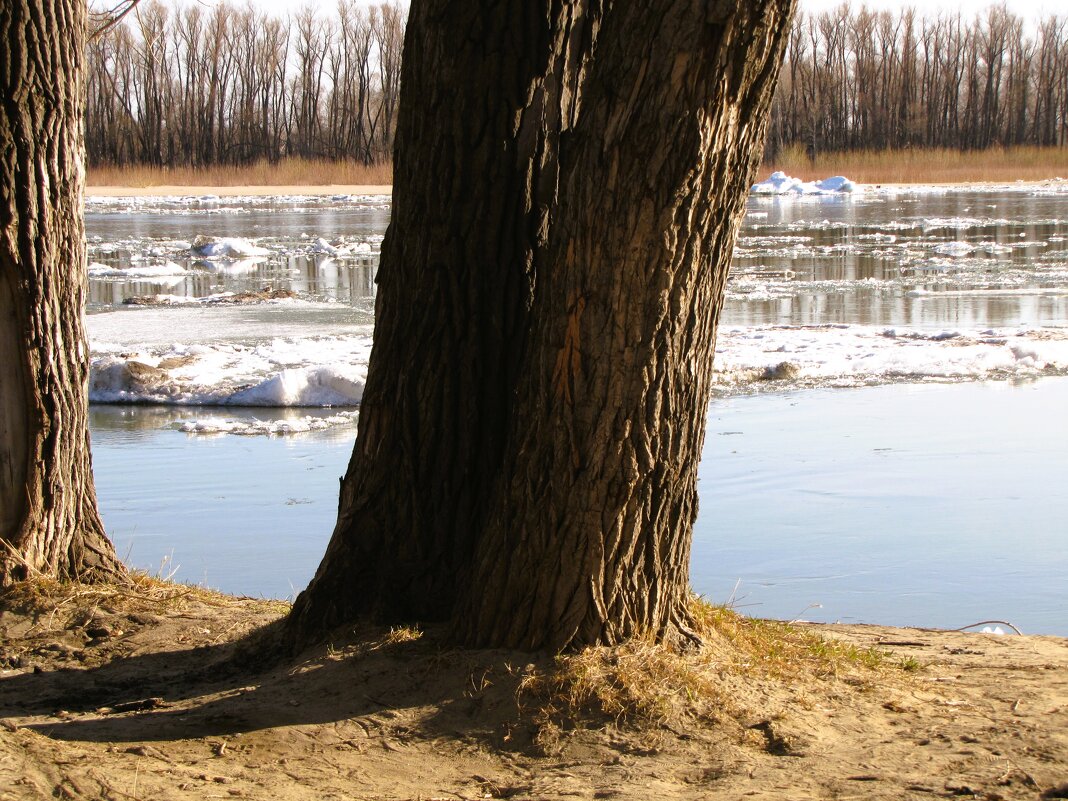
[1,585,1066,801]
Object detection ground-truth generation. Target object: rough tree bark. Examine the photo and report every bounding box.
[286,0,794,651]
[0,0,124,585]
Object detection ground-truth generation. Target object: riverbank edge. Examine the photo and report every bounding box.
[86,184,393,197]
[85,178,1068,198]
[1,581,1066,801]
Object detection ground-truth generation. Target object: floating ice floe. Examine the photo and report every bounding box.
[190,235,272,259]
[87,261,187,278]
[751,171,858,196]
[933,241,975,257]
[172,411,358,436]
[311,237,344,256]
[310,237,374,257]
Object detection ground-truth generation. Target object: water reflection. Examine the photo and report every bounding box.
[86,190,1068,329]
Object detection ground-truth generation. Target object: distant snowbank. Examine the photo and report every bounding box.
[751,172,858,196]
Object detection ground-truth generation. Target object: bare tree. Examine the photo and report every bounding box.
[284,0,795,651]
[1,0,124,585]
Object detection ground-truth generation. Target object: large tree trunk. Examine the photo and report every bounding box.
[286,0,794,651]
[0,0,123,585]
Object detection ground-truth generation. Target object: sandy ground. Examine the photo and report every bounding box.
[85,185,393,197]
[1,590,1066,801]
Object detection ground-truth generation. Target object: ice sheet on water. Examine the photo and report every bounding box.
[86,312,1068,410]
[89,347,369,407]
[172,411,358,436]
[87,303,375,408]
[711,324,1068,394]
[88,261,187,278]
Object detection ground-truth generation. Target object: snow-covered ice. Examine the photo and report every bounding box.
[190,236,272,258]
[751,171,858,196]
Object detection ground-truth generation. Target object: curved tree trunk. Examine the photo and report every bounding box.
[0,0,124,586]
[287,0,794,651]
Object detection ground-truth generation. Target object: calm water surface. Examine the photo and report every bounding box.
[90,378,1068,633]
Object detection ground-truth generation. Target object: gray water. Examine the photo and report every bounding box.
[85,188,1068,633]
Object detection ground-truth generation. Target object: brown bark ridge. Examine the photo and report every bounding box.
[286,0,795,651]
[0,0,124,585]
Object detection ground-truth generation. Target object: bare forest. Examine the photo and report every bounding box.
[86,0,405,167]
[85,2,1068,170]
[769,4,1068,155]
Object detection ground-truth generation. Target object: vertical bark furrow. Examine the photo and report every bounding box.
[1,0,121,585]
[288,0,794,651]
[458,0,796,651]
[287,1,590,639]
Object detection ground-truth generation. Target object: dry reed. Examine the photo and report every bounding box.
[87,157,392,188]
[88,147,1068,189]
[764,144,1068,185]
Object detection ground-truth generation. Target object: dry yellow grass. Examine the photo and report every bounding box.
[518,595,899,734]
[0,572,289,633]
[87,157,392,188]
[88,147,1068,189]
[764,144,1068,184]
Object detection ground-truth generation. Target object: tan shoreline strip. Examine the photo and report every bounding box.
[84,180,1067,199]
[86,184,393,198]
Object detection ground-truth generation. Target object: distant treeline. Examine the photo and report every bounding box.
[769,5,1068,154]
[86,0,404,167]
[86,2,1067,169]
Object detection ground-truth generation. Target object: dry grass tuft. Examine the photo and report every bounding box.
[0,572,288,634]
[519,595,896,734]
[87,157,392,188]
[689,598,887,678]
[764,144,1068,185]
[383,624,423,645]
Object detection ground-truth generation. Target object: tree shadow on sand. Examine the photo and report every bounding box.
[0,619,544,750]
